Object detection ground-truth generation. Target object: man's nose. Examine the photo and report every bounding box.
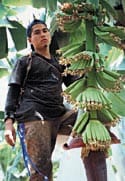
[40,30,46,36]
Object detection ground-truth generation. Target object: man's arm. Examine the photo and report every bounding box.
[4,85,21,146]
[5,118,16,146]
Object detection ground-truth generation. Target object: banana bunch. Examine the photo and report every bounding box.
[58,42,85,60]
[82,119,111,151]
[57,14,82,32]
[94,27,123,49]
[76,87,112,110]
[62,77,87,104]
[72,111,89,135]
[97,26,125,40]
[63,19,82,32]
[96,68,123,92]
[62,51,95,76]
[61,2,94,14]
[97,108,120,126]
[66,59,94,76]
[61,3,74,14]
[93,52,105,72]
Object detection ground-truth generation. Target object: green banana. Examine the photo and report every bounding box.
[68,60,82,70]
[98,92,112,108]
[94,53,105,71]
[82,122,91,143]
[63,77,87,104]
[94,27,122,48]
[103,69,122,80]
[97,108,120,126]
[96,70,122,91]
[68,78,87,100]
[97,26,125,40]
[62,42,85,58]
[77,87,111,110]
[64,78,84,93]
[82,119,111,146]
[63,19,82,32]
[58,42,83,55]
[73,111,89,134]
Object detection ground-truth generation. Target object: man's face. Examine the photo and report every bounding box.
[28,23,51,50]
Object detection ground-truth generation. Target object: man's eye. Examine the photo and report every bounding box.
[43,28,49,33]
[32,28,49,35]
[34,31,41,34]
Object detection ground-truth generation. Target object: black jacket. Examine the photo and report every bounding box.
[4,52,76,123]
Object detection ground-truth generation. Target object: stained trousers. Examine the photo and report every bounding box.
[24,110,77,181]
[23,110,107,181]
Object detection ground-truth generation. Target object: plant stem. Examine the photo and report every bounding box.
[85,20,96,52]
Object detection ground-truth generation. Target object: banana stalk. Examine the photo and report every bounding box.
[56,0,123,159]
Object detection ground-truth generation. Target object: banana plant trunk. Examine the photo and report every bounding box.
[83,151,107,181]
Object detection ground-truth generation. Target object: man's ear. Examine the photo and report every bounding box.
[28,37,31,44]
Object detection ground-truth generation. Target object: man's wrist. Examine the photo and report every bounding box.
[4,112,15,123]
[5,118,14,125]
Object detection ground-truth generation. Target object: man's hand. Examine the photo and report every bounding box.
[4,119,16,147]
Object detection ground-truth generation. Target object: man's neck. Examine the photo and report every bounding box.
[35,46,51,59]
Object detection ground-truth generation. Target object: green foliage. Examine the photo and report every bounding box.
[0,0,124,179]
[0,68,9,78]
[53,161,60,180]
[3,0,31,6]
[0,18,14,28]
[0,3,17,18]
[0,111,4,120]
[106,47,123,67]
[0,60,9,78]
[0,120,28,181]
[0,27,8,58]
[8,20,27,51]
[107,90,125,116]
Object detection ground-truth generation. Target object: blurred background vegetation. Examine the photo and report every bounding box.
[0,0,125,180]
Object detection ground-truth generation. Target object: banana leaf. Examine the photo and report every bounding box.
[8,20,27,51]
[0,111,4,119]
[31,0,47,8]
[0,3,17,18]
[0,3,8,18]
[4,0,57,10]
[47,0,57,12]
[105,47,123,67]
[107,90,125,116]
[0,60,9,78]
[0,18,14,28]
[3,0,31,6]
[0,68,9,78]
[69,22,86,43]
[0,27,8,58]
[58,0,74,3]
[100,0,118,19]
[31,0,57,10]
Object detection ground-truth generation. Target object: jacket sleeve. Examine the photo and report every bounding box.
[4,56,28,122]
[60,65,79,87]
[9,56,28,86]
[63,73,79,87]
[4,85,21,122]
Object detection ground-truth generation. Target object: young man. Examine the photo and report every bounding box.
[4,19,107,181]
[4,19,77,181]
